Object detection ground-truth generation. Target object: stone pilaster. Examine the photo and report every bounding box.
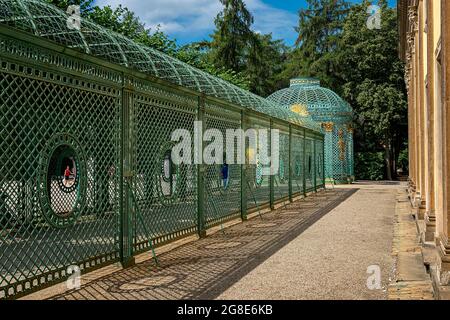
[438,0,450,285]
[425,0,436,243]
[407,4,420,202]
[418,1,426,213]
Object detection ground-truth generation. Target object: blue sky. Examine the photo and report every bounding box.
[94,0,397,46]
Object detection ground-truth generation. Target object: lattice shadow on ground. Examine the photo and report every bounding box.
[51,188,358,300]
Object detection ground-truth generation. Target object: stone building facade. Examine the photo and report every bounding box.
[398,0,450,291]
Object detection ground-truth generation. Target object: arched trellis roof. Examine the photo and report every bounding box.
[267,78,353,124]
[0,0,321,131]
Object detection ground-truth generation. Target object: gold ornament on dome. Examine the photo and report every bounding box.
[347,124,354,133]
[322,122,334,132]
[290,104,310,116]
[338,129,346,161]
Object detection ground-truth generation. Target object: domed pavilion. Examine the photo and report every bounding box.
[268,77,354,184]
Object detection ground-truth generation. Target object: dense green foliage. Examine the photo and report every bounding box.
[281,0,350,89]
[203,0,288,96]
[45,0,407,180]
[284,0,407,180]
[337,0,407,180]
[398,147,409,173]
[45,0,251,88]
[355,152,385,181]
[209,0,254,72]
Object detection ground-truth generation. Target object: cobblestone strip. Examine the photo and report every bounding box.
[388,189,435,300]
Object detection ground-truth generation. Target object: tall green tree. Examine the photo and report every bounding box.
[45,0,250,88]
[282,0,349,89]
[207,1,289,96]
[209,0,254,72]
[176,43,250,89]
[284,0,407,180]
[336,0,407,180]
[246,33,288,96]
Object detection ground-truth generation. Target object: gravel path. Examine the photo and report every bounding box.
[217,183,399,300]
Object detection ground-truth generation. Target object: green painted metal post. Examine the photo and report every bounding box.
[288,125,293,202]
[269,119,275,209]
[313,137,317,192]
[120,80,135,268]
[197,95,206,238]
[323,138,326,189]
[241,110,248,221]
[302,129,307,197]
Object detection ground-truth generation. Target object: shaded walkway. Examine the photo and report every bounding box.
[48,188,355,300]
[219,183,398,300]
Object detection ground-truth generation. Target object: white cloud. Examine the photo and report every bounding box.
[94,0,298,44]
[246,0,298,42]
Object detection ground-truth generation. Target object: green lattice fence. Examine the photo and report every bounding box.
[291,129,305,196]
[204,104,242,228]
[244,116,271,212]
[274,123,290,202]
[332,124,349,183]
[305,137,315,192]
[132,81,199,252]
[0,6,325,299]
[315,139,325,188]
[0,38,122,299]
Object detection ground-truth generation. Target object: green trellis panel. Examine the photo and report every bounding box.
[0,0,322,132]
[272,122,290,202]
[291,129,305,196]
[0,35,122,299]
[315,139,325,188]
[305,136,315,192]
[204,103,242,228]
[131,78,199,253]
[0,8,326,299]
[244,115,271,212]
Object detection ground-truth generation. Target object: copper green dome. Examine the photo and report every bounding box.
[267,77,353,124]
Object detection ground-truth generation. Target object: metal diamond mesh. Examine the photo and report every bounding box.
[331,124,350,183]
[0,0,322,131]
[0,52,121,299]
[204,105,242,227]
[244,117,271,211]
[291,129,305,196]
[315,139,325,187]
[267,78,354,184]
[305,138,315,192]
[132,87,198,252]
[274,127,290,201]
[0,1,326,300]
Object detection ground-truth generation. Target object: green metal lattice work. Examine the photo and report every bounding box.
[0,0,325,299]
[0,0,321,132]
[267,78,354,184]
